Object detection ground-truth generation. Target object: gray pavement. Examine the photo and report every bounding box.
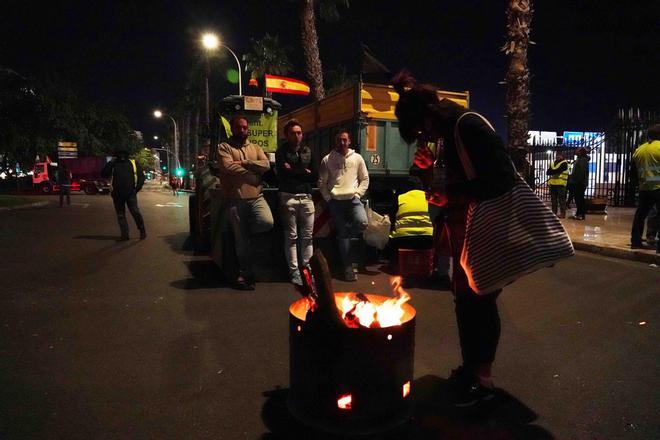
[0,191,658,439]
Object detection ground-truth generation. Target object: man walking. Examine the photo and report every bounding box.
[630,124,660,252]
[217,116,274,290]
[318,130,369,281]
[101,150,146,241]
[56,163,72,207]
[276,119,317,286]
[546,152,569,218]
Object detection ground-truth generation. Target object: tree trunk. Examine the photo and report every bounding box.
[504,0,533,172]
[300,0,325,100]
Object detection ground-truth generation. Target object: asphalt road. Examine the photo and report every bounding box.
[0,191,658,439]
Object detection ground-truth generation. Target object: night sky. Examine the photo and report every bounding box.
[2,0,658,140]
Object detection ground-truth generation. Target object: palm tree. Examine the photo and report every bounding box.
[502,0,533,176]
[243,34,294,97]
[297,0,349,101]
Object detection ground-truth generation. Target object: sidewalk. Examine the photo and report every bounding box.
[560,206,660,264]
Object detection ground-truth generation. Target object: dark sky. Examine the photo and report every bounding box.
[2,0,658,140]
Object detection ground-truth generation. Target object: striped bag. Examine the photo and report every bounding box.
[455,113,574,294]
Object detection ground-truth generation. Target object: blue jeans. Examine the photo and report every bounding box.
[227,195,274,276]
[327,198,368,268]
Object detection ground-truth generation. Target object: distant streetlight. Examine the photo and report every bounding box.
[153,110,180,171]
[153,135,159,140]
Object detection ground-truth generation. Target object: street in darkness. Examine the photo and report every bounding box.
[1,192,658,439]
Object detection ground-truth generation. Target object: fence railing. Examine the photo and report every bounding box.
[529,109,658,207]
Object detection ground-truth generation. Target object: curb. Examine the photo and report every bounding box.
[573,241,659,264]
[0,201,51,212]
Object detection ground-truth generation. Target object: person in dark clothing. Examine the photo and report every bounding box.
[276,119,318,286]
[392,70,517,408]
[569,147,590,220]
[56,163,73,207]
[101,151,146,241]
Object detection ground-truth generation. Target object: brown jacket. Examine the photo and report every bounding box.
[217,138,271,199]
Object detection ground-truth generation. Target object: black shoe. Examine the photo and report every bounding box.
[631,243,654,250]
[117,236,129,242]
[449,366,495,408]
[139,231,147,240]
[233,276,255,291]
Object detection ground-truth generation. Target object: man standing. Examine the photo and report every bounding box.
[276,119,317,286]
[546,152,569,218]
[318,130,369,281]
[630,124,660,252]
[56,163,72,207]
[217,116,274,290]
[101,151,146,241]
[569,147,590,220]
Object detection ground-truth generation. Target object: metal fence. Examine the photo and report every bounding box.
[529,109,659,207]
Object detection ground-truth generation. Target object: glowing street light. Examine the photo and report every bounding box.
[153,109,180,171]
[202,33,219,50]
[201,32,242,96]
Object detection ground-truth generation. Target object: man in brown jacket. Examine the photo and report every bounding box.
[218,116,274,290]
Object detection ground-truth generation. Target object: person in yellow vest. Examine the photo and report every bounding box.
[546,152,569,218]
[630,124,660,252]
[388,178,434,269]
[101,150,146,241]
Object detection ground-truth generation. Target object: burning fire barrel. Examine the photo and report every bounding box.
[288,292,416,434]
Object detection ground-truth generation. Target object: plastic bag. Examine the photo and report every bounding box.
[363,207,391,250]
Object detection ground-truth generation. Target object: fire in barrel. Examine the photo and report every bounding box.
[288,251,416,435]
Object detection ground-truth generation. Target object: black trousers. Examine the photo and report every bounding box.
[573,184,587,217]
[112,193,145,238]
[631,189,660,249]
[445,205,501,369]
[59,186,71,206]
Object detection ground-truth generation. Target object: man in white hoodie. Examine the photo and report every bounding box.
[318,130,370,281]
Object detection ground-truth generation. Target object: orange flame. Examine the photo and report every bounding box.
[339,276,411,328]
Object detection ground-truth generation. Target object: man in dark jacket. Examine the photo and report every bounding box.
[568,147,590,220]
[101,150,146,241]
[276,119,318,285]
[56,163,73,207]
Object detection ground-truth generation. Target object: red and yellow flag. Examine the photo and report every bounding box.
[265,74,310,96]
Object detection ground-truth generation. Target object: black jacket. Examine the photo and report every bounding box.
[275,143,317,194]
[101,158,145,198]
[443,112,517,203]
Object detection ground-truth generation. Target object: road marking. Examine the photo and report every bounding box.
[155,203,183,208]
[70,203,90,208]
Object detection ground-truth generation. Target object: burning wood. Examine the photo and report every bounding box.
[298,250,412,329]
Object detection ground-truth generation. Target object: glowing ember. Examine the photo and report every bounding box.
[340,276,411,328]
[403,381,411,397]
[337,393,352,410]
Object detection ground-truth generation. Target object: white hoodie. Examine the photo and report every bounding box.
[318,148,370,201]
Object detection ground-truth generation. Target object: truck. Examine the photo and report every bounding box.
[32,156,112,194]
[277,82,469,189]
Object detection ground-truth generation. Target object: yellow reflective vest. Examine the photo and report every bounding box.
[390,190,434,239]
[633,140,660,191]
[548,160,569,186]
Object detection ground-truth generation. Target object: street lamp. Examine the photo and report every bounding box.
[153,135,159,140]
[201,32,242,96]
[153,110,180,171]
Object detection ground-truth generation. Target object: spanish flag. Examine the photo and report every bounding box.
[264,74,310,96]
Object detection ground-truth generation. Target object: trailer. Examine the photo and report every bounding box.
[32,156,111,194]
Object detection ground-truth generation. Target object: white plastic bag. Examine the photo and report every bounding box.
[363,207,391,250]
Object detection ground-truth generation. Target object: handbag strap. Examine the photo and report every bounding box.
[453,112,496,181]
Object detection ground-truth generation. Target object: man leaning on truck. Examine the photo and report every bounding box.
[217,115,274,291]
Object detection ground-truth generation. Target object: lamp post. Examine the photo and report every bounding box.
[153,147,173,178]
[153,110,180,171]
[201,32,242,96]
